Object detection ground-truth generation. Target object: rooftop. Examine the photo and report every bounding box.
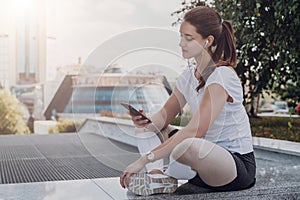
[0,118,300,199]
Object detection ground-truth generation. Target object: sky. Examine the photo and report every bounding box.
[0,0,186,80]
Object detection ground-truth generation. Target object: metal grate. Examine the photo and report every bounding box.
[0,159,64,184]
[48,157,121,179]
[0,145,44,160]
[0,133,136,184]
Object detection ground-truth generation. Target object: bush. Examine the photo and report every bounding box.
[49,119,83,133]
[0,90,30,134]
[171,116,300,142]
[250,117,300,142]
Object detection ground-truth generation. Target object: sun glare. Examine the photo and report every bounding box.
[11,0,37,19]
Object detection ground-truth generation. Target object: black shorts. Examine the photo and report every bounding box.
[188,151,256,191]
[168,129,256,192]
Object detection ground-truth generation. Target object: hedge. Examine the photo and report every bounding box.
[250,117,300,142]
[49,119,83,133]
[171,116,300,142]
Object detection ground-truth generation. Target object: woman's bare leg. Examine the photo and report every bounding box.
[170,138,237,187]
[135,127,196,178]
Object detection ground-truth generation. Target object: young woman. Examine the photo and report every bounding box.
[120,6,256,196]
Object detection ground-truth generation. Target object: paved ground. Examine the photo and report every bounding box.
[0,133,299,199]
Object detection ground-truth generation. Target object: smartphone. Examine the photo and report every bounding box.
[120,102,151,123]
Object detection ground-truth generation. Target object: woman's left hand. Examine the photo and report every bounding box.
[120,156,148,188]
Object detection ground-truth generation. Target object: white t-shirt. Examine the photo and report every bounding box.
[176,66,253,154]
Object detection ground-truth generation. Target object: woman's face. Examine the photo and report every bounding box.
[179,21,206,59]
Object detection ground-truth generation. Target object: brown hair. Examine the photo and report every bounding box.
[184,6,237,90]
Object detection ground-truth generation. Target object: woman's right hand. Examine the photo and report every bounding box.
[131,109,151,128]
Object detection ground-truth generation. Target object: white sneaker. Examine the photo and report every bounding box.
[128,173,178,196]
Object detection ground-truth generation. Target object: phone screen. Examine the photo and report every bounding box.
[120,103,151,123]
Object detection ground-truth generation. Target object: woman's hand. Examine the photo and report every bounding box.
[131,109,150,128]
[120,156,148,188]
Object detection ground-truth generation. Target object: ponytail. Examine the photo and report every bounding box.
[213,20,237,67]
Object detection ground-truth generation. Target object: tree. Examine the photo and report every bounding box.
[173,0,300,116]
[0,90,30,134]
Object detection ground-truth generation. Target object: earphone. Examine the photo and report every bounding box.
[204,40,209,49]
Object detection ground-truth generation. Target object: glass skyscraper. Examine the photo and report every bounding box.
[44,73,171,120]
[16,0,46,85]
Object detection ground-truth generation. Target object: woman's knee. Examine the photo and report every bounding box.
[171,138,216,163]
[171,138,203,162]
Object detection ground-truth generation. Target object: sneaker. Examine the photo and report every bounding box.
[128,173,178,196]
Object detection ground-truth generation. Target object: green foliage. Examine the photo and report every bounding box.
[49,119,83,133]
[171,116,300,142]
[0,90,30,134]
[171,116,190,127]
[173,0,300,116]
[250,117,300,142]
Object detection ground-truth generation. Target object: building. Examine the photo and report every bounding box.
[16,0,46,85]
[0,34,9,88]
[44,71,171,120]
[0,0,47,123]
[0,0,47,88]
